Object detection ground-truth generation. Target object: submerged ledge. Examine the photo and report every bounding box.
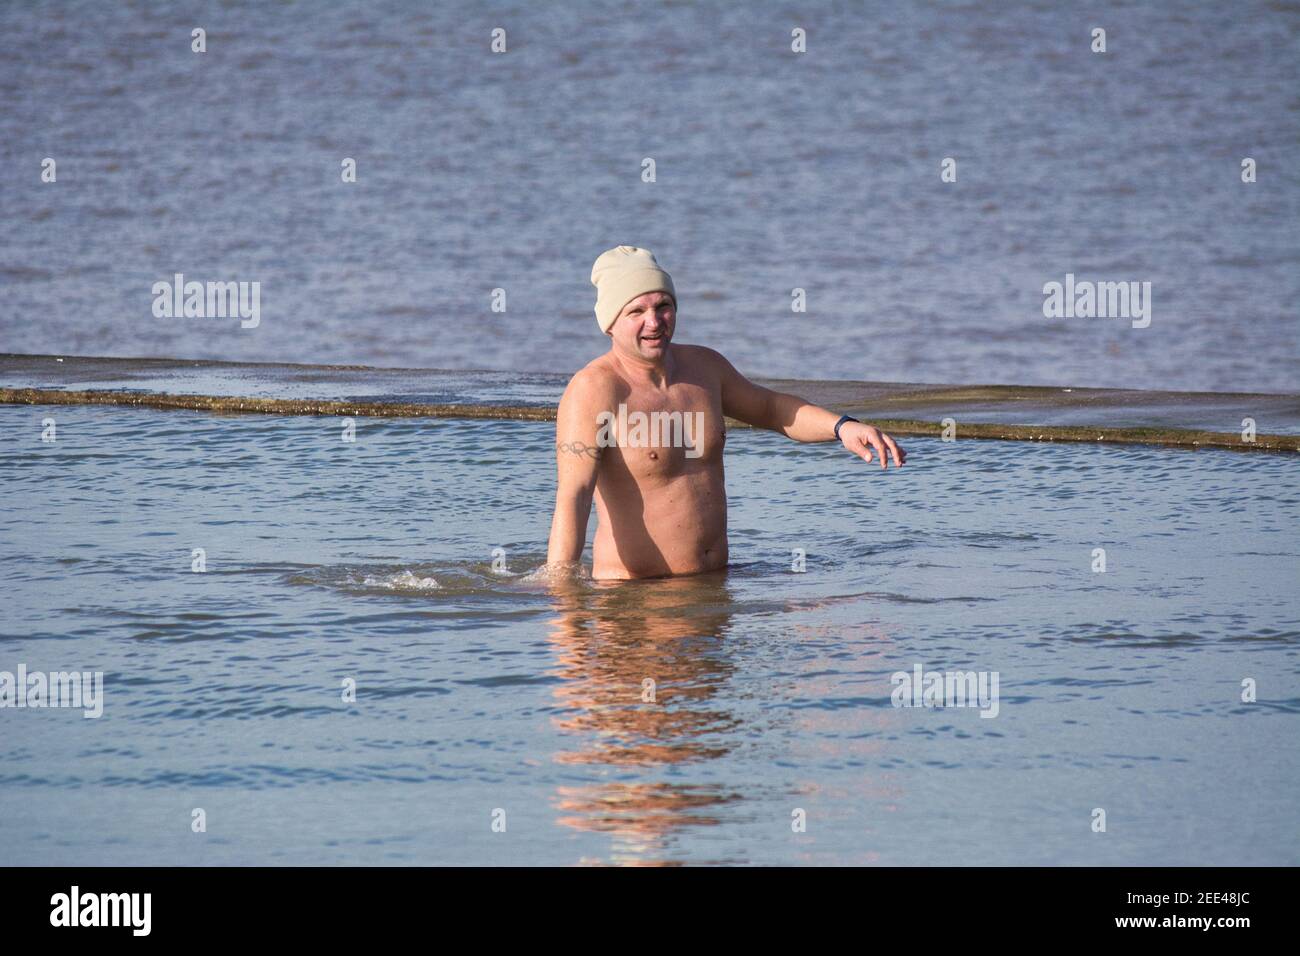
[3,353,1298,453]
[2,385,1296,453]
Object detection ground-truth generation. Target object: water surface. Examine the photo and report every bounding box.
[1,405,1296,865]
[2,0,1298,391]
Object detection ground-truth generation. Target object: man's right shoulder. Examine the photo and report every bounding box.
[560,358,617,408]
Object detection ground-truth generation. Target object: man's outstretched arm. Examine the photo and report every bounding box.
[546,370,607,565]
[712,349,906,468]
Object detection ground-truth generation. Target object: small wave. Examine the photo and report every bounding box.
[363,570,440,591]
[516,561,590,585]
[285,558,553,597]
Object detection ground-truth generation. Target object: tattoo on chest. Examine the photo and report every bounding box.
[558,440,602,459]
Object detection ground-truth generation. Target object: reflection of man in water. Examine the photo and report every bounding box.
[544,575,902,865]
[545,574,738,863]
[547,246,905,581]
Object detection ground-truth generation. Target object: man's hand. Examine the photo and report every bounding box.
[839,421,905,469]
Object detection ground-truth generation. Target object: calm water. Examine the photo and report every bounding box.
[1,404,1297,865]
[2,0,1298,392]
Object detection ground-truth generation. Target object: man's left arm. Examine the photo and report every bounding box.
[713,349,906,469]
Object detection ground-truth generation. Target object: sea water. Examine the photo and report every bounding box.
[2,0,1298,392]
[1,405,1296,865]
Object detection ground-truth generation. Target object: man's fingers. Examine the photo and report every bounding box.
[884,435,903,467]
[849,428,906,470]
[869,435,888,469]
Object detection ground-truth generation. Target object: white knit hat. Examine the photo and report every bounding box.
[590,245,676,333]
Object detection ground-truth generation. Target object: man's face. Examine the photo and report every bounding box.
[609,291,675,360]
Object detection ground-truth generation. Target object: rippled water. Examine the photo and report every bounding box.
[1,404,1297,865]
[2,0,1298,391]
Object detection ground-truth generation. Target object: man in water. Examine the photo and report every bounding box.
[547,245,905,580]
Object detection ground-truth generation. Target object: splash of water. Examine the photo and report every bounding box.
[362,570,441,591]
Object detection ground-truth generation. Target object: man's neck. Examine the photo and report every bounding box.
[609,343,675,389]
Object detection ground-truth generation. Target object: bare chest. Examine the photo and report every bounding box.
[597,385,726,478]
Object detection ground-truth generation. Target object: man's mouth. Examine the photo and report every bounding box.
[641,332,665,344]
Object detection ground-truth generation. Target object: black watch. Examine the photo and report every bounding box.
[833,414,859,440]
